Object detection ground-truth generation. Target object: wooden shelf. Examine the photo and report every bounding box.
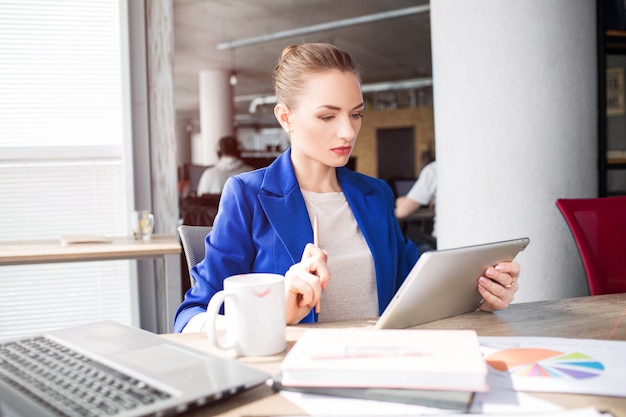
[606,30,626,37]
[599,2,626,196]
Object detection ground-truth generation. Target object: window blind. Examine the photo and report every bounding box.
[0,0,124,147]
[0,0,135,340]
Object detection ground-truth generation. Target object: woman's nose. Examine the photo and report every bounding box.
[337,115,357,140]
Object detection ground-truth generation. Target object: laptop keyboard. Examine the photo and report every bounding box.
[0,336,172,417]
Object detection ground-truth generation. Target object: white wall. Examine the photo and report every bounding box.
[431,0,597,302]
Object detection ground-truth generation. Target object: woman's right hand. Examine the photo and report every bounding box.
[284,243,330,324]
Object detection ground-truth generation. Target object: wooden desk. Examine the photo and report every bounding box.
[0,235,181,333]
[400,208,435,222]
[162,293,626,417]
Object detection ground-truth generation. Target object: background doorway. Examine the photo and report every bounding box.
[377,127,415,181]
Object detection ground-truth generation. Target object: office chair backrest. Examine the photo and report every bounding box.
[177,225,212,286]
[180,193,221,226]
[556,196,626,295]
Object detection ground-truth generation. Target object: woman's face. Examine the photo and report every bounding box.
[284,70,364,168]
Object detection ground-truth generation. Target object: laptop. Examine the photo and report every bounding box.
[389,178,417,198]
[0,320,270,417]
[375,237,530,329]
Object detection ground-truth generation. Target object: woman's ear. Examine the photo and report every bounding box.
[274,103,291,133]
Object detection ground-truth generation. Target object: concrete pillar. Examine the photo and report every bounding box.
[131,0,180,333]
[145,0,178,236]
[196,69,234,165]
[430,0,597,302]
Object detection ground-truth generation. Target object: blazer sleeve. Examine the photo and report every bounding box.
[173,176,258,332]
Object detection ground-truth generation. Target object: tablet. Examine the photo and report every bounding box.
[375,237,530,329]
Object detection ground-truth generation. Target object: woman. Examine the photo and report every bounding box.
[174,43,520,332]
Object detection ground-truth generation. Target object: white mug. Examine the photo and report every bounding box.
[206,273,286,356]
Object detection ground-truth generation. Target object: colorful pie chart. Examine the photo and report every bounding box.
[486,348,605,380]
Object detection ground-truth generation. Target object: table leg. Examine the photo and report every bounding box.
[155,253,181,334]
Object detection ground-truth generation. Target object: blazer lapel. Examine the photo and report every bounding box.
[337,167,387,251]
[258,150,313,264]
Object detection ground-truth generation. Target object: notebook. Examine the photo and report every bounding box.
[375,237,530,329]
[0,320,270,417]
[272,372,474,411]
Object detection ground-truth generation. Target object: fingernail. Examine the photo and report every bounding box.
[495,264,504,271]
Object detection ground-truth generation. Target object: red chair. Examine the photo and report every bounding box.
[556,196,626,295]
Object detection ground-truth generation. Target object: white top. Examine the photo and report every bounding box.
[407,161,437,237]
[197,156,253,195]
[301,190,378,322]
[407,161,436,205]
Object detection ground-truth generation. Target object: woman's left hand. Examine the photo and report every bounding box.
[477,261,521,312]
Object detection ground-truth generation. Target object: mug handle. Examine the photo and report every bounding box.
[206,290,237,351]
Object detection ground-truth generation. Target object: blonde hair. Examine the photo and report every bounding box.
[273,43,360,110]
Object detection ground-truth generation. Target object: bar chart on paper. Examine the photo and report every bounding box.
[479,337,624,397]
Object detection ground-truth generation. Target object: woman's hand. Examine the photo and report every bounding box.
[477,261,521,312]
[284,243,330,324]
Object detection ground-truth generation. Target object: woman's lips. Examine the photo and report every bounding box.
[331,146,352,156]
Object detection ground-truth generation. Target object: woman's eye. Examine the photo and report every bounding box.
[350,113,364,120]
[320,115,334,122]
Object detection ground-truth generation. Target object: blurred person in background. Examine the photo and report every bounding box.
[197,136,253,195]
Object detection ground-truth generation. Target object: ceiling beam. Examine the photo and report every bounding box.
[217,5,430,50]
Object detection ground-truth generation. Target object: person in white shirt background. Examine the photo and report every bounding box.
[395,159,437,251]
[197,136,254,195]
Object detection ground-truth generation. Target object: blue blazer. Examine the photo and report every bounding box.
[173,149,419,332]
